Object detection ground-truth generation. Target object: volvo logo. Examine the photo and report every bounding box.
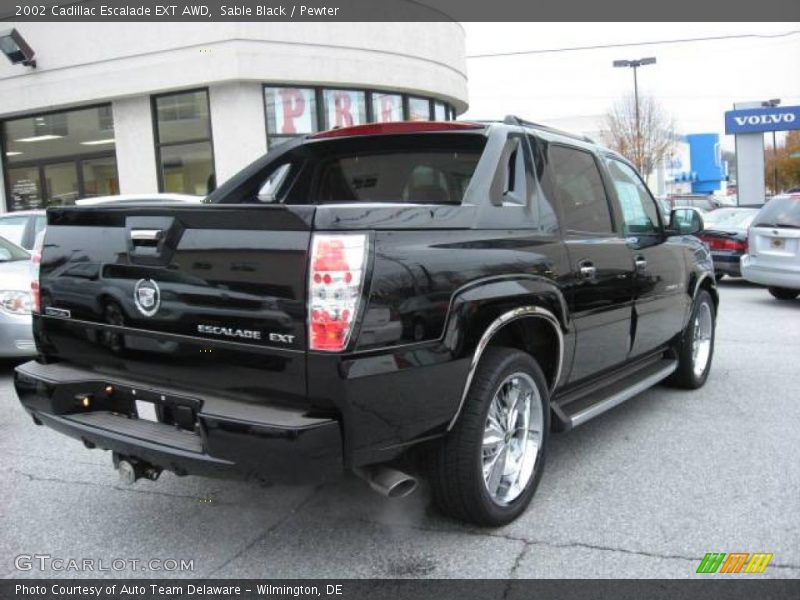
[732,113,795,127]
[134,279,161,317]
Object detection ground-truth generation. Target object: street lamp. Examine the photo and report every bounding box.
[762,98,781,194]
[613,57,656,170]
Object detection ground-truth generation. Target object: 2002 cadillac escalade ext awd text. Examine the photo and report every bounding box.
[15,117,718,526]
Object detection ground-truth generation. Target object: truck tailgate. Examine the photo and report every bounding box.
[36,204,315,406]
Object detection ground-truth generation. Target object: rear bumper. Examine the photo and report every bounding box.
[14,361,343,485]
[710,252,742,277]
[741,255,800,290]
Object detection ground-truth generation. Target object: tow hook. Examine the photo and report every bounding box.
[113,453,162,485]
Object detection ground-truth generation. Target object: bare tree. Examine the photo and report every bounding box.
[603,94,676,178]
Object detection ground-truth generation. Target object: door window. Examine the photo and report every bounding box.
[549,146,613,233]
[606,159,661,235]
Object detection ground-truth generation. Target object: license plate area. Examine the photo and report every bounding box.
[130,389,199,432]
[770,238,785,250]
[135,399,158,422]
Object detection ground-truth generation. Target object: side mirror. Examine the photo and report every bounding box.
[669,207,705,235]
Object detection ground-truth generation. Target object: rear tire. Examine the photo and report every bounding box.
[667,289,715,389]
[768,287,799,301]
[428,347,550,526]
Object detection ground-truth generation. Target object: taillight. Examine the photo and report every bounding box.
[30,233,44,314]
[699,235,747,252]
[308,234,368,352]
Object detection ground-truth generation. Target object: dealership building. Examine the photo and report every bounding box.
[0,23,468,213]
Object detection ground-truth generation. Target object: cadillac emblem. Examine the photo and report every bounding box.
[134,279,161,317]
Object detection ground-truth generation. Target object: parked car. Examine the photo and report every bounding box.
[0,210,46,251]
[0,236,34,358]
[14,118,718,526]
[741,194,800,300]
[667,194,722,213]
[698,207,759,280]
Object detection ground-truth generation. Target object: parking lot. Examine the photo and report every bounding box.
[1,279,798,579]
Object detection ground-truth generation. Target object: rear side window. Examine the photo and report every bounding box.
[316,151,481,205]
[549,146,613,233]
[753,196,800,228]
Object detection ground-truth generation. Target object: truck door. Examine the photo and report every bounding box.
[603,157,689,357]
[547,144,635,382]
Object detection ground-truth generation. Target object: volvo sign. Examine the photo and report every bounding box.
[725,105,800,135]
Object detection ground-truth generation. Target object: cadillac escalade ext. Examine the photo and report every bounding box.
[15,118,718,526]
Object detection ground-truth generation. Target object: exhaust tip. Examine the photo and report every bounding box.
[355,465,418,499]
[384,477,418,498]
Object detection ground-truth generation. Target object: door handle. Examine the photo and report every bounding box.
[634,255,647,271]
[130,229,163,245]
[577,260,596,280]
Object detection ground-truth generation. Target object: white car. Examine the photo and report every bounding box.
[0,235,34,357]
[741,194,800,300]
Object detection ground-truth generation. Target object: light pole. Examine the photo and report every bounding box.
[762,98,781,194]
[613,57,656,171]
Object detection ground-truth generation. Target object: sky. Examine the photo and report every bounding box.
[461,23,800,150]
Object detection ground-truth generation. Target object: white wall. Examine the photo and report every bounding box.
[209,82,268,185]
[112,96,159,194]
[0,23,468,118]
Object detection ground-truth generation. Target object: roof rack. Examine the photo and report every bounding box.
[503,115,595,144]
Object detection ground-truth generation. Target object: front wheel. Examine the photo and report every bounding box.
[428,347,550,526]
[768,287,799,301]
[666,289,715,389]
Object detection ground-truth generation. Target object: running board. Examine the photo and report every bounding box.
[554,359,678,430]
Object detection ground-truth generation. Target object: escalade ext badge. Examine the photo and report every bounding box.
[197,324,263,340]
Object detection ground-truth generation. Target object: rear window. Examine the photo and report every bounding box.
[753,196,800,229]
[316,151,480,205]
[704,208,758,231]
[210,133,486,206]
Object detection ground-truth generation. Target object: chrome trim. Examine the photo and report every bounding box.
[569,360,677,427]
[693,272,715,299]
[447,305,564,431]
[130,229,163,242]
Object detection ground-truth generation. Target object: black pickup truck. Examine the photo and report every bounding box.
[15,118,717,526]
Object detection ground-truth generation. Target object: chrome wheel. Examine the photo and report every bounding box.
[482,372,543,505]
[691,302,713,377]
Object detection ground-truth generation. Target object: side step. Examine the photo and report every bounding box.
[553,358,677,430]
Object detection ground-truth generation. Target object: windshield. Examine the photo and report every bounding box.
[0,236,30,262]
[704,208,758,231]
[752,196,800,228]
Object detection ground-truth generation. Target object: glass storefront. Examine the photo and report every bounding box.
[153,90,215,195]
[2,105,119,211]
[265,85,453,148]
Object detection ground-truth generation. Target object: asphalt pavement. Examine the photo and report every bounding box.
[2,279,799,579]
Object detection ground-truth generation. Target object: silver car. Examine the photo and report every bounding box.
[0,236,35,357]
[741,194,800,300]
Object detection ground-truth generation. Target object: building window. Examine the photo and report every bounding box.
[264,86,318,148]
[408,97,432,121]
[434,101,447,121]
[262,84,453,148]
[153,89,215,195]
[322,89,367,129]
[2,105,119,211]
[372,92,403,123]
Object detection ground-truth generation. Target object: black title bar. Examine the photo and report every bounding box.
[1,0,799,21]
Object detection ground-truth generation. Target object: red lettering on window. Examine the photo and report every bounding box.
[380,97,394,122]
[279,89,305,134]
[334,92,354,127]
